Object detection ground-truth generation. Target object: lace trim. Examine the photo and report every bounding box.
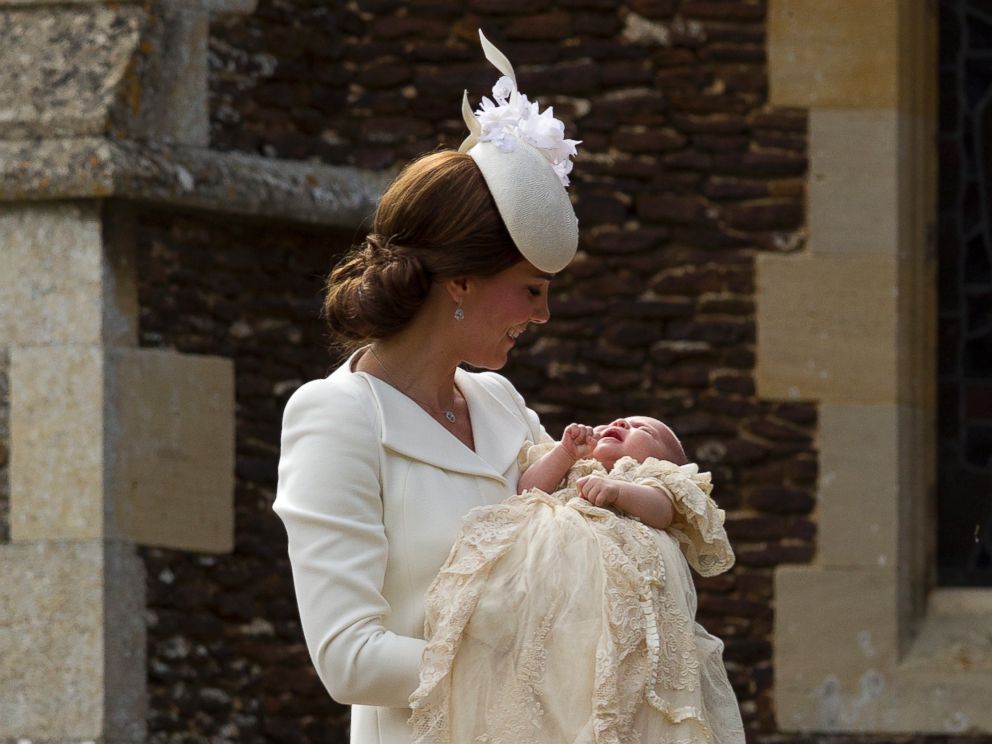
[611,457,735,577]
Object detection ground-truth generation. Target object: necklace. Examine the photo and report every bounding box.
[366,345,458,424]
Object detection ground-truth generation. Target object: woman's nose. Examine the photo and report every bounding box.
[532,295,550,324]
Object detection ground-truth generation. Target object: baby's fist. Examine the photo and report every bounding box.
[577,475,621,508]
[561,423,598,460]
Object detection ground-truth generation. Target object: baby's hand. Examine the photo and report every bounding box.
[561,423,599,460]
[576,475,621,508]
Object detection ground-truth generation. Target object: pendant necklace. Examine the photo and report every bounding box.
[367,345,458,424]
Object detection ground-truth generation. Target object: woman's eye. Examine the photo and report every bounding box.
[527,286,542,297]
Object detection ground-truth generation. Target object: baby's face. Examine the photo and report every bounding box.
[591,416,680,470]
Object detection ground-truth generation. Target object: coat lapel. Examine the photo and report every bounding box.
[357,369,526,484]
[456,370,530,478]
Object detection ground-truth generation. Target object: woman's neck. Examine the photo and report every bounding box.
[359,327,461,410]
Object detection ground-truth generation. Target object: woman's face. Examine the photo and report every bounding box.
[460,260,553,370]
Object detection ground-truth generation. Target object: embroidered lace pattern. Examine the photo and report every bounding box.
[610,456,735,577]
[408,454,744,744]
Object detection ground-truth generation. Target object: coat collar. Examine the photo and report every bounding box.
[351,361,528,485]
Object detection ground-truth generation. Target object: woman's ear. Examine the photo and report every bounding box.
[444,277,471,304]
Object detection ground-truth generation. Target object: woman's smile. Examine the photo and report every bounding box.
[461,261,552,369]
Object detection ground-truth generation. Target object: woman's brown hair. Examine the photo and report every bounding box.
[323,150,522,348]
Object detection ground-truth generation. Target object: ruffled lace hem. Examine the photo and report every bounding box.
[611,457,735,577]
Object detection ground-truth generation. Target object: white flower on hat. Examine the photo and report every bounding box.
[470,58,581,186]
[476,95,522,153]
[492,75,515,104]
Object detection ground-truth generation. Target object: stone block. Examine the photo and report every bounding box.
[108,347,235,553]
[755,253,900,404]
[0,0,254,144]
[809,109,900,255]
[775,565,900,725]
[883,669,992,733]
[777,569,992,734]
[768,0,900,109]
[0,203,104,346]
[0,5,144,139]
[10,346,105,540]
[818,403,901,569]
[130,2,210,147]
[0,540,146,742]
[10,347,234,552]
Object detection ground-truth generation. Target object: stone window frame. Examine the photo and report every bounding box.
[762,0,992,735]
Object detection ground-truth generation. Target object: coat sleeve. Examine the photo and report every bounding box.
[273,378,426,708]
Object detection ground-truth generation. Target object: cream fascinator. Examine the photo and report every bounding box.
[458,30,581,274]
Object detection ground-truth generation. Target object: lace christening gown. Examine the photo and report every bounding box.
[409,449,746,744]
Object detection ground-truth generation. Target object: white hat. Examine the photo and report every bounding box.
[458,30,581,274]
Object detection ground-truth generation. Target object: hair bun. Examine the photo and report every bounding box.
[361,234,431,298]
[322,234,433,343]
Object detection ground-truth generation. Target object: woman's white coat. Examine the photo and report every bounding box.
[274,351,548,743]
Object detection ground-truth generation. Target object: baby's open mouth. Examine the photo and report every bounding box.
[599,427,625,441]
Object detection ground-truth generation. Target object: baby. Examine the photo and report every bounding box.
[520,416,689,528]
[409,416,745,744]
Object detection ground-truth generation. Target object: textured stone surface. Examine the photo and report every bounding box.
[0,5,144,139]
[0,203,107,346]
[817,404,901,570]
[775,566,900,726]
[755,253,900,405]
[808,109,901,256]
[0,0,256,144]
[131,2,212,146]
[10,346,234,550]
[135,208,355,743]
[766,0,958,739]
[10,346,106,541]
[109,347,235,553]
[768,0,900,109]
[777,567,992,735]
[0,137,392,228]
[0,540,146,742]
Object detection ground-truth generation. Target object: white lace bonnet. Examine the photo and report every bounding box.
[458,30,581,274]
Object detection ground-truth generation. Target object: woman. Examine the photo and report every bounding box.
[273,32,580,743]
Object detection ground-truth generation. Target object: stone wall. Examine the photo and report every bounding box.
[137,2,813,741]
[136,205,354,743]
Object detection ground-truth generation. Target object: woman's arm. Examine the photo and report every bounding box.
[273,379,425,708]
[576,475,675,530]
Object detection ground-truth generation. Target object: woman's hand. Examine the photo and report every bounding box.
[576,474,620,507]
[561,423,599,461]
